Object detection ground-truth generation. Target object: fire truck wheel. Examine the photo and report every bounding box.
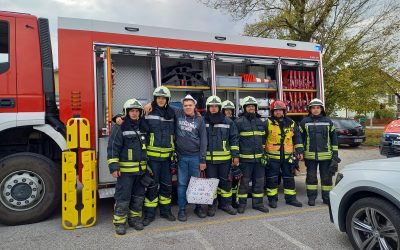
[0,152,61,225]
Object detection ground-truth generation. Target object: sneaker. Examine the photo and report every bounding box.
[207,205,217,217]
[286,199,303,207]
[115,224,126,235]
[178,210,187,222]
[308,200,316,206]
[194,206,207,218]
[253,206,269,213]
[160,212,176,221]
[269,200,277,208]
[220,205,237,215]
[237,204,246,214]
[142,217,154,226]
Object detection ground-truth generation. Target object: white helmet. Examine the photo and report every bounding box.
[181,94,197,105]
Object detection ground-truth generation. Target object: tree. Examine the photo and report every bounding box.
[201,0,400,114]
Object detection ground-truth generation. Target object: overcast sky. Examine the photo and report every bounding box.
[1,0,251,67]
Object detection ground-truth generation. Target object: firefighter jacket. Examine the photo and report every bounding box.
[299,115,338,161]
[205,113,240,164]
[107,118,149,174]
[234,113,267,163]
[265,117,304,160]
[145,103,175,161]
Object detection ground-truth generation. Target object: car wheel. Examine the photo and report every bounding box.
[346,197,400,250]
[349,143,361,147]
[0,153,61,225]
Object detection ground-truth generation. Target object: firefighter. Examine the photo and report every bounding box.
[265,100,304,208]
[221,100,236,120]
[107,99,149,235]
[234,96,269,214]
[142,86,176,226]
[299,98,338,206]
[221,100,240,208]
[204,96,239,216]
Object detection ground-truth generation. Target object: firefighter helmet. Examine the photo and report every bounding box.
[308,98,325,109]
[221,100,235,110]
[240,96,258,111]
[206,95,222,108]
[123,98,143,116]
[270,100,287,113]
[153,86,171,99]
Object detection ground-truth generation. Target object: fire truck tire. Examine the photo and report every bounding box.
[0,152,61,225]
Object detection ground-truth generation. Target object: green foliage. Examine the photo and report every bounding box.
[201,0,400,114]
[374,109,396,119]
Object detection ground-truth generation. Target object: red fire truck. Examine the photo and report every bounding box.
[0,11,324,225]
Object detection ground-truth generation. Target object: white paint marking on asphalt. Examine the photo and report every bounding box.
[262,221,313,250]
[151,229,215,250]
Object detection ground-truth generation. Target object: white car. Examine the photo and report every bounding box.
[329,157,400,250]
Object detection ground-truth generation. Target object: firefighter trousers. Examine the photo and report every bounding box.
[113,174,145,225]
[266,159,297,202]
[144,160,173,219]
[206,162,232,207]
[305,160,332,201]
[237,162,265,208]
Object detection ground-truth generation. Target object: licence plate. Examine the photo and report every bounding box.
[354,139,363,143]
[393,140,400,146]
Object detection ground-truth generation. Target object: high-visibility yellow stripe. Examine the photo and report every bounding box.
[284,189,296,195]
[129,210,142,217]
[159,195,171,205]
[220,189,232,198]
[231,146,239,150]
[237,193,248,199]
[170,135,175,150]
[206,155,232,161]
[107,158,119,164]
[119,161,147,167]
[147,145,174,153]
[128,149,133,160]
[332,146,338,151]
[113,214,127,224]
[150,133,154,146]
[321,185,333,191]
[240,131,265,136]
[147,151,171,158]
[240,154,263,159]
[266,188,278,196]
[206,151,231,156]
[223,140,227,152]
[294,144,303,149]
[252,193,264,198]
[306,185,318,190]
[144,197,159,208]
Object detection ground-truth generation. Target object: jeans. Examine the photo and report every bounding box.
[177,154,201,210]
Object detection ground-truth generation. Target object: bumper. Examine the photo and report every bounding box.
[379,142,400,157]
[337,135,365,145]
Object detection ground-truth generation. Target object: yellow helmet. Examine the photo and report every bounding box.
[206,95,222,108]
[153,86,171,99]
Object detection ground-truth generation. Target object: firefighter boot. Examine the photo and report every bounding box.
[220,204,237,215]
[237,204,246,214]
[142,216,154,226]
[269,200,277,209]
[308,200,316,206]
[160,211,176,221]
[253,205,269,213]
[194,206,207,218]
[207,200,217,217]
[115,224,126,235]
[128,217,144,231]
[286,199,303,207]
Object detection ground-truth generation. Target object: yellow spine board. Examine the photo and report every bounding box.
[62,151,78,229]
[66,118,78,149]
[79,118,91,149]
[81,150,97,227]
